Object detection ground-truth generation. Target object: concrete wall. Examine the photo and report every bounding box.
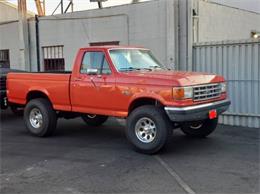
[0,1,34,23]
[0,21,21,70]
[196,0,260,42]
[30,0,177,71]
[0,2,19,23]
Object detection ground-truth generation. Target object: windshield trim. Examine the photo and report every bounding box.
[108,48,163,73]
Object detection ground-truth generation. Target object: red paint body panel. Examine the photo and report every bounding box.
[7,46,227,117]
[7,73,72,111]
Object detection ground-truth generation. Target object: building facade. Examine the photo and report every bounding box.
[1,0,259,71]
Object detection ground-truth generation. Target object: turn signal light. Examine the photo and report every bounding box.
[172,87,193,100]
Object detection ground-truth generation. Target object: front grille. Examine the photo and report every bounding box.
[193,83,221,101]
[0,76,7,90]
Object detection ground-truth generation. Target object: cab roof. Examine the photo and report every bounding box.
[80,45,148,50]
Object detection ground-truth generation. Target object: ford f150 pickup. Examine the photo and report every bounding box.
[7,46,230,154]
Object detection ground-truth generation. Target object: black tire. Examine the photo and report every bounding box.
[180,118,218,138]
[126,105,172,154]
[10,105,24,116]
[81,114,108,126]
[24,98,57,137]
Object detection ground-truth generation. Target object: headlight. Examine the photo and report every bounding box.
[172,86,193,100]
[220,82,227,93]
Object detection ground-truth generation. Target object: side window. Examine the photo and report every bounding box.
[81,52,111,74]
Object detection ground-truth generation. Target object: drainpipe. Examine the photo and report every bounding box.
[18,0,30,71]
[35,15,40,72]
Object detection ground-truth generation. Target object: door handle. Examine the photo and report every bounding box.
[75,78,83,81]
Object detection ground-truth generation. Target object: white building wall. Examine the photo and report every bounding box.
[197,0,260,42]
[30,0,177,71]
[0,22,21,70]
[0,1,34,23]
[0,2,18,23]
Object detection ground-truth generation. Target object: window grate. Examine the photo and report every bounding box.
[0,50,10,68]
[42,46,65,71]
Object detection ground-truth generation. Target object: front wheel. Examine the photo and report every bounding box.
[81,114,108,126]
[126,105,172,154]
[180,118,218,138]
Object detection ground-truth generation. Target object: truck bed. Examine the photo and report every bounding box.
[7,72,72,111]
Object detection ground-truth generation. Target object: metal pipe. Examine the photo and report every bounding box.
[98,2,102,8]
[71,0,73,12]
[35,15,40,72]
[61,0,63,14]
[52,2,61,15]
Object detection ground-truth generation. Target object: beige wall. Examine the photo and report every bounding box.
[0,1,34,23]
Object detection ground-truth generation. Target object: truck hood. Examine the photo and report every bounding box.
[122,70,225,86]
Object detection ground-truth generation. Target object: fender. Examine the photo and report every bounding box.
[26,88,51,103]
[128,92,167,108]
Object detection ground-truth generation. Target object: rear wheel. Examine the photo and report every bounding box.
[24,98,57,137]
[126,105,172,154]
[81,114,108,126]
[180,118,218,138]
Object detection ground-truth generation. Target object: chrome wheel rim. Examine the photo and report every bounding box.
[87,114,96,119]
[135,117,156,143]
[190,123,203,129]
[29,108,43,129]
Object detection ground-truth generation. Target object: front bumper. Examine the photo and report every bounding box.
[165,99,231,122]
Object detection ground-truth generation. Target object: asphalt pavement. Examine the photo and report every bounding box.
[0,109,259,193]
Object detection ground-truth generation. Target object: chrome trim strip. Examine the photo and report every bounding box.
[164,99,230,112]
[191,83,221,88]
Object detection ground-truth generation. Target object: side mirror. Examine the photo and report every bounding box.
[87,68,98,75]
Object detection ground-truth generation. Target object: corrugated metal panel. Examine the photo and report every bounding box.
[193,40,260,128]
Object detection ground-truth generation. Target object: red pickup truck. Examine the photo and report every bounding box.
[7,46,230,154]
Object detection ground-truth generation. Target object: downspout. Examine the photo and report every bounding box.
[35,15,40,72]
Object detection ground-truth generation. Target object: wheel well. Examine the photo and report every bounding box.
[26,91,51,103]
[128,98,163,114]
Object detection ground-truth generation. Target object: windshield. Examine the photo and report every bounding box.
[109,49,165,72]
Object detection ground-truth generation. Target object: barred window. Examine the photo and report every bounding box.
[43,46,65,71]
[0,50,10,68]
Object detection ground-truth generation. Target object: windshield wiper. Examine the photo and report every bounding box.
[149,65,162,70]
[140,68,153,71]
[119,67,154,72]
[119,67,140,72]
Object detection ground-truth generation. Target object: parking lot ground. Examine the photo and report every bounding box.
[0,109,259,193]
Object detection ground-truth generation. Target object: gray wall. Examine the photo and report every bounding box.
[30,0,178,71]
[0,1,34,23]
[0,2,19,23]
[195,0,260,42]
[193,40,260,128]
[0,21,21,70]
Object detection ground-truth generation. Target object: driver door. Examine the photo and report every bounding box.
[71,51,116,115]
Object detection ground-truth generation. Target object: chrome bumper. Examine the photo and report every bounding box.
[164,99,231,122]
